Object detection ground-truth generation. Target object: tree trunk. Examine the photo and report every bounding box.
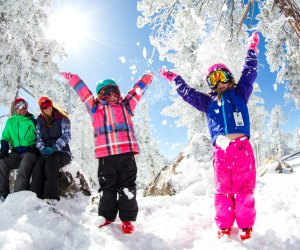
[274,0,300,38]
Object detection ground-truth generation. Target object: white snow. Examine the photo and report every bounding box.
[0,156,300,249]
[215,135,231,150]
[118,56,126,64]
[129,64,137,75]
[162,120,168,125]
[143,47,147,60]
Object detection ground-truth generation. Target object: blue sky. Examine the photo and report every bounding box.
[1,0,299,159]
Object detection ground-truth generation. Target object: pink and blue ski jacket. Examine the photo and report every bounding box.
[68,74,153,158]
[174,49,257,145]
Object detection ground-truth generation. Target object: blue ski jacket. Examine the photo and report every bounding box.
[174,49,258,145]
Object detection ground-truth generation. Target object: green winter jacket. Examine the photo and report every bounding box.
[1,112,37,150]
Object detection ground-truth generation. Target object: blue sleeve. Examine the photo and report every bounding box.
[174,76,210,113]
[236,49,258,103]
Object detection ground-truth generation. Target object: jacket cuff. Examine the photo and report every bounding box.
[0,140,9,153]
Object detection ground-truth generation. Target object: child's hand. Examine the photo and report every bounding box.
[146,71,155,80]
[60,72,80,85]
[247,31,259,53]
[160,69,177,82]
[60,72,73,80]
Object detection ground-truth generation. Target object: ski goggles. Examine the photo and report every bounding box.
[98,85,120,100]
[207,69,232,88]
[40,100,52,109]
[15,101,28,110]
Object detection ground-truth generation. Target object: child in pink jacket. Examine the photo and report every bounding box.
[61,72,153,234]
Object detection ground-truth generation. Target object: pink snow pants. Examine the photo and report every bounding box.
[213,136,256,229]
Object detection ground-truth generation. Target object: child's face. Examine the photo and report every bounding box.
[217,82,230,92]
[98,94,119,103]
[108,95,119,103]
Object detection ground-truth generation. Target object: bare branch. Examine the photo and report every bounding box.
[248,0,255,29]
[274,0,300,38]
[229,0,235,42]
[237,0,254,35]
[158,0,178,37]
[216,0,228,29]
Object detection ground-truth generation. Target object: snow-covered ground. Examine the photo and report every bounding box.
[0,156,299,250]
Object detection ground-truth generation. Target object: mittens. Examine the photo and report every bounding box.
[60,72,81,85]
[41,147,55,157]
[248,31,259,53]
[160,69,178,82]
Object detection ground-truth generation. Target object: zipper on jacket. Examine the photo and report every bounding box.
[221,95,228,134]
[17,120,21,146]
[23,126,31,140]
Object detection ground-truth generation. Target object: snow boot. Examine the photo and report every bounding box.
[240,227,252,240]
[121,221,134,234]
[99,219,112,228]
[218,228,232,239]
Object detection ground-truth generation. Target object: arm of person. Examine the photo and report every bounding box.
[237,31,259,103]
[53,118,71,151]
[35,120,46,151]
[122,73,153,114]
[174,75,211,113]
[236,49,258,102]
[60,72,97,114]
[1,120,11,146]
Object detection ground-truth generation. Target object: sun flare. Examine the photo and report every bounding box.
[46,8,90,50]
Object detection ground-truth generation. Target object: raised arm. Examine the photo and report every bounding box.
[237,31,259,103]
[60,72,97,114]
[160,69,210,113]
[122,73,154,114]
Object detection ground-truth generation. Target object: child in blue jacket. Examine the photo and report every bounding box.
[161,32,259,240]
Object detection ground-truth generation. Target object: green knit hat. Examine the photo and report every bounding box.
[96,79,118,94]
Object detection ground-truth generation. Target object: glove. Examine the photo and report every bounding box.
[51,145,59,153]
[148,71,155,78]
[41,147,55,157]
[247,31,259,53]
[160,69,177,82]
[60,72,81,85]
[0,151,8,159]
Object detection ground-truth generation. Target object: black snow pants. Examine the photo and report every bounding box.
[0,151,37,198]
[30,152,71,200]
[98,152,138,222]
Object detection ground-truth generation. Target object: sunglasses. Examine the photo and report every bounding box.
[98,85,120,100]
[40,100,52,109]
[207,69,232,89]
[15,101,28,110]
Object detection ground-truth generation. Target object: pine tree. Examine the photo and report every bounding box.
[0,0,78,111]
[268,105,292,158]
[133,100,167,188]
[69,101,98,187]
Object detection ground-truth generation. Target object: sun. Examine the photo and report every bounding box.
[46,8,90,50]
